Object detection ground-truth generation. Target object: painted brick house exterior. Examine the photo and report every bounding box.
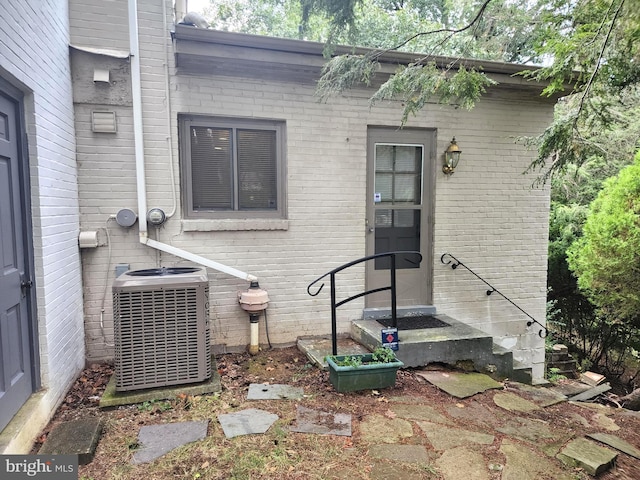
[73,0,552,375]
[0,0,85,453]
[1,0,554,451]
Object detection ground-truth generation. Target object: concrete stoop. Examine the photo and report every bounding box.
[350,310,532,383]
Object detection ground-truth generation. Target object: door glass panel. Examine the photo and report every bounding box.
[394,174,417,202]
[394,146,419,170]
[374,210,421,269]
[373,143,423,270]
[374,145,421,205]
[375,145,393,171]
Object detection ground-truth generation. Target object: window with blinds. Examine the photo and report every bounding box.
[180,116,285,219]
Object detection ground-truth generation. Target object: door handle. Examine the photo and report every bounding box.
[20,274,33,297]
[368,227,375,233]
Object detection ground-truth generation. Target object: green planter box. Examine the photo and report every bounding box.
[326,354,404,392]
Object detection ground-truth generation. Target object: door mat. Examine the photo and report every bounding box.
[377,315,450,330]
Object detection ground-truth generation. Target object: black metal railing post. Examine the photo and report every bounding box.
[330,272,338,356]
[390,254,397,329]
[307,251,422,355]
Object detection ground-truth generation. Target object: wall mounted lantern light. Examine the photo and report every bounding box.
[443,137,462,175]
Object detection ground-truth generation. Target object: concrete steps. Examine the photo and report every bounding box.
[351,310,527,381]
[546,344,578,379]
[297,305,535,383]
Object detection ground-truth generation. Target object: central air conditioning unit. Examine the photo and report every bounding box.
[112,267,211,391]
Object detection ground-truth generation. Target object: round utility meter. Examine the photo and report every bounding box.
[115,208,137,228]
[147,207,167,226]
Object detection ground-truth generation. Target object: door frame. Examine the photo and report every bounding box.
[0,76,40,394]
[365,126,436,307]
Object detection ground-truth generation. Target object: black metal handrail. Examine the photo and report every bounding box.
[440,253,548,338]
[307,251,422,355]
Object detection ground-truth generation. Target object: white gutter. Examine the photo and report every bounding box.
[128,0,258,283]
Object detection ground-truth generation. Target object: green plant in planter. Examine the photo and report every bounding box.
[326,347,404,392]
[334,355,363,367]
[371,347,397,363]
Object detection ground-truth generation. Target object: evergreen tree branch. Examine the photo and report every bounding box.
[574,0,626,130]
[371,0,494,59]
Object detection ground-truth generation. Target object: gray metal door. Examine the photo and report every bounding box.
[0,86,34,432]
[366,127,435,308]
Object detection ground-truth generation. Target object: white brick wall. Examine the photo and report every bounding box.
[0,0,84,450]
[73,0,552,379]
[69,0,130,52]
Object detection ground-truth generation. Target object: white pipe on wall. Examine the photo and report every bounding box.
[128,0,258,282]
[175,0,187,22]
[146,238,258,282]
[128,0,148,237]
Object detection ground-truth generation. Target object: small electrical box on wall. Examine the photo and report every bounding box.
[79,231,99,248]
[115,264,130,277]
[79,229,108,248]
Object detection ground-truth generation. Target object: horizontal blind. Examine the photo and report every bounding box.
[237,129,277,210]
[190,126,232,210]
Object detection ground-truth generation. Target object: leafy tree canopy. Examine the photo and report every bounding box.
[567,152,640,327]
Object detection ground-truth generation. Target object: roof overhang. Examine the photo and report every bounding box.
[173,25,556,97]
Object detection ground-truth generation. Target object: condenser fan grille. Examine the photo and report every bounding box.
[113,269,211,391]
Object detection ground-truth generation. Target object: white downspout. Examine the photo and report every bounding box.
[175,0,187,22]
[127,0,258,283]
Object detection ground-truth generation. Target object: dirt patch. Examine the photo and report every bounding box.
[31,347,640,480]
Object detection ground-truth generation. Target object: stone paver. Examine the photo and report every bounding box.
[499,439,575,480]
[587,432,640,459]
[415,371,502,398]
[132,421,208,464]
[370,461,428,480]
[416,421,494,451]
[557,437,618,475]
[289,406,351,436]
[495,416,570,447]
[218,408,278,438]
[247,383,303,400]
[359,414,413,444]
[506,382,567,407]
[390,404,452,424]
[435,446,489,480]
[591,412,620,431]
[493,392,540,413]
[38,417,102,465]
[445,402,506,429]
[368,444,434,464]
